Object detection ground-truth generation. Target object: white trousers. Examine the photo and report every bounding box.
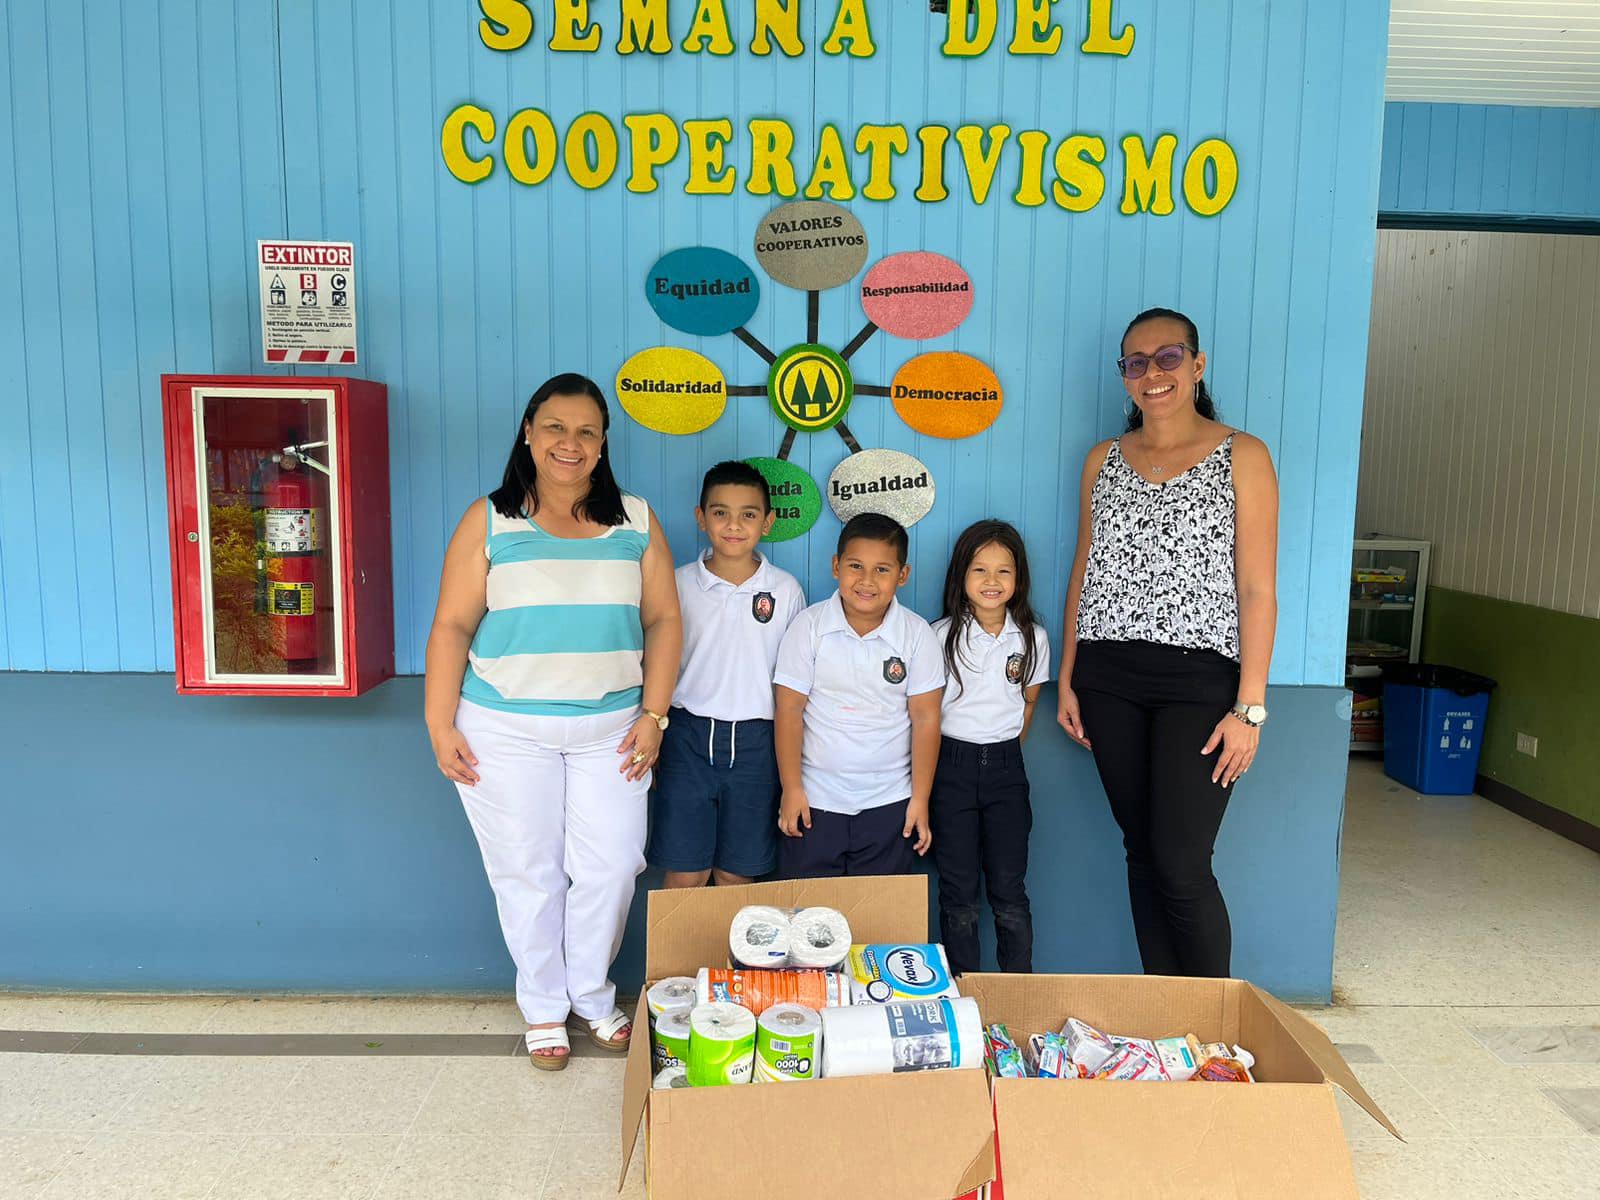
[454,700,648,1025]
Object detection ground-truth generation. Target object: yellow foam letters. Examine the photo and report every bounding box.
[683,0,735,54]
[803,125,856,200]
[623,113,680,192]
[915,125,951,201]
[855,125,908,200]
[505,108,559,185]
[478,0,533,50]
[566,113,620,188]
[549,0,601,50]
[1008,0,1062,55]
[1183,138,1239,215]
[943,0,996,56]
[1052,134,1105,211]
[747,119,799,196]
[441,104,496,184]
[752,0,804,56]
[823,0,875,56]
[1081,0,1133,55]
[685,119,736,194]
[1120,133,1176,215]
[617,0,672,53]
[1013,130,1050,205]
[955,123,1012,205]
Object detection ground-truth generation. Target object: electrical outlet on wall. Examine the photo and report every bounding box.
[1516,732,1538,758]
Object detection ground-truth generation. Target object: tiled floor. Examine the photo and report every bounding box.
[2,757,1596,1198]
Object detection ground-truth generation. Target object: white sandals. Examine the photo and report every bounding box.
[525,1025,571,1071]
[579,1008,633,1052]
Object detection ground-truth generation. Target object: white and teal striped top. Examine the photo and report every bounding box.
[461,493,650,716]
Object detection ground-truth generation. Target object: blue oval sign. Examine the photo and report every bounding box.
[644,247,760,336]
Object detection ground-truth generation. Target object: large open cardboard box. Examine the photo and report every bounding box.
[620,876,996,1199]
[960,974,1399,1200]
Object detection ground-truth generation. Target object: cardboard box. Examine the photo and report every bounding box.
[620,876,996,1199]
[960,974,1399,1200]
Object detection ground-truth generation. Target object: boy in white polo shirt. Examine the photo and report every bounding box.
[773,513,945,877]
[648,461,806,887]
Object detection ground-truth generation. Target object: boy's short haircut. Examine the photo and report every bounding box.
[836,512,909,565]
[699,460,772,512]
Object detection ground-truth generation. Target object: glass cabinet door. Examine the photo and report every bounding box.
[1348,544,1421,664]
[192,388,344,684]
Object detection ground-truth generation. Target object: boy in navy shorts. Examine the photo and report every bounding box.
[648,462,806,886]
[773,513,944,877]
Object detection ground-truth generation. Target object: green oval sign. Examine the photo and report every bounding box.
[746,456,822,542]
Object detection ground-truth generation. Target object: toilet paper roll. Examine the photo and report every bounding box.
[652,1008,693,1072]
[754,1002,821,1081]
[652,1065,690,1090]
[820,997,985,1078]
[646,976,698,1021]
[687,1002,757,1087]
[728,905,793,968]
[786,906,852,970]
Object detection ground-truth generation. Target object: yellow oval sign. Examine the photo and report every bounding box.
[891,353,1003,439]
[615,346,727,435]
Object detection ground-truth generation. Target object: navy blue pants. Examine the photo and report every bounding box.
[930,736,1033,975]
[647,708,779,878]
[778,798,918,878]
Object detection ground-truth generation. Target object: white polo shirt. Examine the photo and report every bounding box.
[773,595,946,815]
[672,554,806,722]
[930,614,1052,743]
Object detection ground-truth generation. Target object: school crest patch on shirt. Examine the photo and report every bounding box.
[1006,652,1025,684]
[752,592,775,624]
[883,656,907,685]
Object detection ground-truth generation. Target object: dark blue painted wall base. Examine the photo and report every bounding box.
[0,675,1351,1002]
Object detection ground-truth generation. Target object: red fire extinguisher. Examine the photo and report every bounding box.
[255,452,323,667]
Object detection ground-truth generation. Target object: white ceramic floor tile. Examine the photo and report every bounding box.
[1473,1137,1600,1200]
[408,1057,571,1137]
[209,1133,403,1200]
[0,1132,91,1196]
[374,1134,554,1200]
[1469,1023,1600,1065]
[539,1132,629,1200]
[201,998,496,1035]
[106,1057,307,1135]
[1336,1064,1458,1144]
[0,995,228,1035]
[37,1132,242,1200]
[1301,1004,1500,1067]
[276,1058,447,1136]
[1397,1065,1590,1137]
[1348,1138,1500,1200]
[0,1055,160,1132]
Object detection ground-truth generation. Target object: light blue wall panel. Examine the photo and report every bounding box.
[1380,102,1600,220]
[1,0,1392,689]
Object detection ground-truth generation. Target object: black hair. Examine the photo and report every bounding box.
[1120,307,1218,432]
[488,373,628,525]
[940,520,1040,700]
[698,460,772,512]
[835,512,909,565]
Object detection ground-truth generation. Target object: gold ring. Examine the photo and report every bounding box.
[631,751,646,764]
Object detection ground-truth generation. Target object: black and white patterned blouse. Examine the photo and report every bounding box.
[1076,434,1240,661]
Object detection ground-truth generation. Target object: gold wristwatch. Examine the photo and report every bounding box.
[643,709,670,731]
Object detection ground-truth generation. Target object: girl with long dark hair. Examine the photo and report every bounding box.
[425,373,683,1069]
[929,520,1050,974]
[1057,309,1279,978]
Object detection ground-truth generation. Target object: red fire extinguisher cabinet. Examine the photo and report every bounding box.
[162,375,394,696]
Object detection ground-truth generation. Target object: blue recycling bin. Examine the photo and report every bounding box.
[1382,665,1497,795]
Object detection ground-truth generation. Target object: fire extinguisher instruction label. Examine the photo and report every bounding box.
[264,508,322,554]
[258,240,357,365]
[267,582,315,616]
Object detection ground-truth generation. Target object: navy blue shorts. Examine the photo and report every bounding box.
[778,798,918,879]
[647,708,779,877]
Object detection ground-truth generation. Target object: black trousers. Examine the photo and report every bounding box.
[929,736,1032,975]
[1073,640,1239,978]
[778,799,919,878]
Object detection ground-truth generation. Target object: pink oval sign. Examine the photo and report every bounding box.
[859,252,974,340]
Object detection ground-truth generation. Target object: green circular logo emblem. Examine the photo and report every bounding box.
[768,343,853,432]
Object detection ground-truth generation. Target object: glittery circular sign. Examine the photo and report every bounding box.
[615,347,727,435]
[754,201,869,291]
[768,343,853,432]
[645,246,760,336]
[859,252,974,340]
[827,449,935,527]
[891,353,1003,439]
[746,457,822,542]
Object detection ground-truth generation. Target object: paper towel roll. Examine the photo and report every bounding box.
[754,1002,822,1081]
[651,1008,693,1071]
[687,1002,756,1086]
[786,906,852,970]
[646,976,698,1020]
[696,966,850,1015]
[652,1065,690,1090]
[819,997,985,1078]
[728,905,793,968]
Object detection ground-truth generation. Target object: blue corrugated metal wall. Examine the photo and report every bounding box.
[0,0,1391,686]
[1381,102,1600,220]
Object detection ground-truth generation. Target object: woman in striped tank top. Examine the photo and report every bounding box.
[426,374,682,1070]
